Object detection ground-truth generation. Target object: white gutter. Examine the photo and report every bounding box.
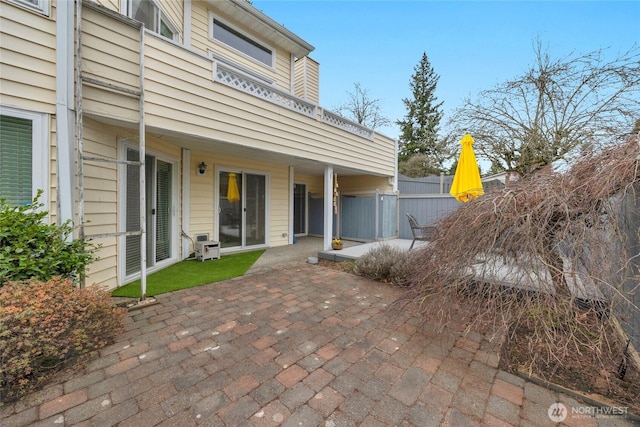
[56,0,75,229]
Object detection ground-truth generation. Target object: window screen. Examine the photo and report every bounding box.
[0,115,33,206]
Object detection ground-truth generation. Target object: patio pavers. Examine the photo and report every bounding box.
[1,263,636,426]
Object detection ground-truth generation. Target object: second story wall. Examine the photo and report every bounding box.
[190,1,293,94]
[294,56,319,104]
[0,0,57,113]
[90,0,313,101]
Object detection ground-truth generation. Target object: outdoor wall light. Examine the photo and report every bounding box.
[197,162,207,176]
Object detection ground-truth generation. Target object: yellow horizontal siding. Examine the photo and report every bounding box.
[92,0,119,13]
[294,57,319,104]
[295,174,324,197]
[268,168,290,246]
[162,0,183,38]
[340,176,393,193]
[0,4,56,112]
[142,40,394,175]
[82,7,140,91]
[190,1,290,89]
[80,119,119,289]
[85,239,118,288]
[82,87,140,123]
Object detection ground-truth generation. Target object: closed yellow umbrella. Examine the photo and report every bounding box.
[450,134,484,202]
[227,172,240,202]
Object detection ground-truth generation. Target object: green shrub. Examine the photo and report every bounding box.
[0,277,126,401]
[354,244,417,285]
[0,193,96,287]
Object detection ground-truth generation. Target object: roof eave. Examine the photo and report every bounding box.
[208,0,315,58]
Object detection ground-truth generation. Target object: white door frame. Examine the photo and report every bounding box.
[214,165,270,252]
[117,140,180,285]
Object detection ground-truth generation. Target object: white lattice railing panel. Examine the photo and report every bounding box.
[214,62,376,140]
[322,110,374,140]
[215,63,316,118]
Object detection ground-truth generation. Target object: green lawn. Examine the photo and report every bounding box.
[111,249,265,298]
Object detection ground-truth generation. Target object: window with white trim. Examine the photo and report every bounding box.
[6,0,49,15]
[0,106,48,207]
[211,15,274,67]
[127,0,179,41]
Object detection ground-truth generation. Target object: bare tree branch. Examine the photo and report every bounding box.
[452,42,640,177]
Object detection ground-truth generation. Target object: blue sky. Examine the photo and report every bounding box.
[253,1,640,140]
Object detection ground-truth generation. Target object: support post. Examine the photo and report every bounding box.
[323,165,333,251]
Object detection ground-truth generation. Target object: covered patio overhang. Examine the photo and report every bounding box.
[86,114,395,251]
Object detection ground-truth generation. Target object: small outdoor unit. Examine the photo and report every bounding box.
[195,240,220,261]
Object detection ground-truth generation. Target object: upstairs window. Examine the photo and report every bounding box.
[7,0,49,15]
[211,16,273,68]
[127,0,178,41]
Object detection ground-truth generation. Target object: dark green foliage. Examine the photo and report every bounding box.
[0,277,126,401]
[0,193,96,287]
[397,52,445,164]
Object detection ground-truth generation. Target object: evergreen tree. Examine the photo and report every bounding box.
[397,52,444,163]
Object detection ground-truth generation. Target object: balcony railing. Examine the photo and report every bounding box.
[213,61,374,140]
[214,62,316,118]
[321,110,374,140]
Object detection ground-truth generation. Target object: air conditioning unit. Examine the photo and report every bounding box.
[195,240,220,261]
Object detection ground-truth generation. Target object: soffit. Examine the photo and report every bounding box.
[206,0,315,58]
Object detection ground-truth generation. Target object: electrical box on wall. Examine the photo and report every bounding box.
[195,241,220,261]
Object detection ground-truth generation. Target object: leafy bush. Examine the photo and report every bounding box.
[354,244,417,285]
[0,277,126,401]
[0,193,96,287]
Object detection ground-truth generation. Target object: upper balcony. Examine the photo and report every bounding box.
[80,1,396,177]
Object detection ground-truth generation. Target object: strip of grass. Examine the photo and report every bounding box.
[111,250,265,298]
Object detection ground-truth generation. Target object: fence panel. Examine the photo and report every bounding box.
[398,195,461,239]
[340,194,376,241]
[613,184,640,353]
[379,194,398,239]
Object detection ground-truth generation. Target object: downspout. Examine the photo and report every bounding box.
[75,0,85,287]
[139,24,147,302]
[56,0,75,230]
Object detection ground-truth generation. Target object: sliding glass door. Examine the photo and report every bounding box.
[218,170,266,249]
[124,148,174,277]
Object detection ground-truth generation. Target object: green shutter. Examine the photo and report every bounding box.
[0,115,33,206]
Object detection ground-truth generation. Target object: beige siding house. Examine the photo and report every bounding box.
[0,0,398,291]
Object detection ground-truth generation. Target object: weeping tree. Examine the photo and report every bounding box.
[451,42,640,178]
[395,136,640,383]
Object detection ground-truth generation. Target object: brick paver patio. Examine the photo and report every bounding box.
[1,263,636,426]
